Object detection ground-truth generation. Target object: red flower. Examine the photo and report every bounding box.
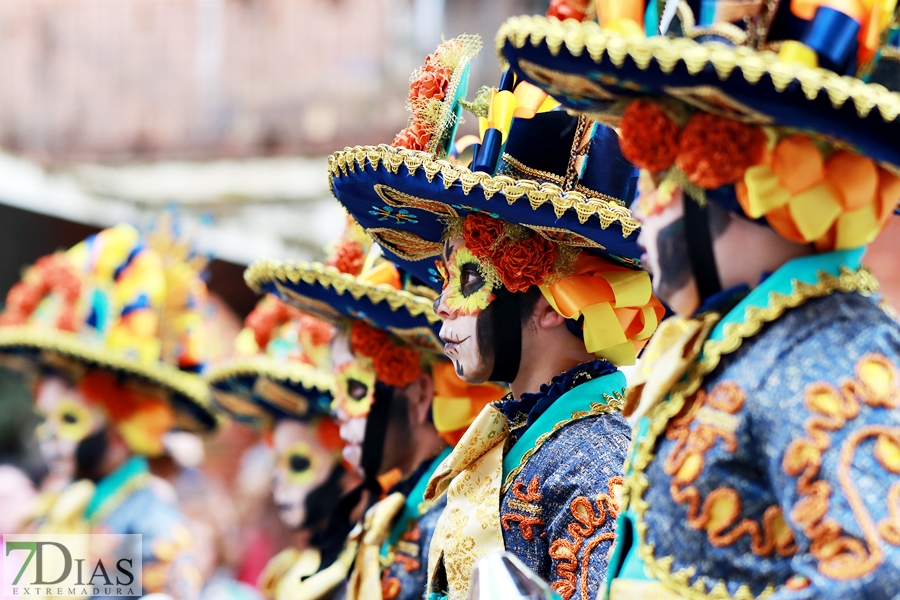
[373,344,421,388]
[246,296,291,349]
[496,234,558,293]
[462,213,506,260]
[326,240,365,276]
[409,67,451,102]
[298,315,334,347]
[676,113,766,189]
[391,122,431,151]
[546,0,587,21]
[618,100,681,172]
[349,321,389,359]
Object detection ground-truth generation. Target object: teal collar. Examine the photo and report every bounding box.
[710,248,866,343]
[84,456,149,521]
[380,447,452,560]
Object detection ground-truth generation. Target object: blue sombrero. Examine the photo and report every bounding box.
[496,13,900,175]
[243,258,443,354]
[329,109,643,288]
[206,296,335,426]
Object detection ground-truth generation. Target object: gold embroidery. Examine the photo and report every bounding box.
[328,144,640,231]
[367,228,444,262]
[549,476,622,600]
[272,283,344,322]
[375,184,460,219]
[387,326,443,354]
[516,57,622,103]
[495,16,900,126]
[663,382,797,557]
[503,393,625,493]
[522,224,606,250]
[623,266,880,599]
[783,354,900,580]
[662,85,775,125]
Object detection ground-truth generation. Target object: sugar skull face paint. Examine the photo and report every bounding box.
[332,358,377,419]
[271,419,333,530]
[34,376,107,481]
[435,245,496,317]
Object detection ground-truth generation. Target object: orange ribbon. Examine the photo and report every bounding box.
[431,360,507,445]
[541,254,664,367]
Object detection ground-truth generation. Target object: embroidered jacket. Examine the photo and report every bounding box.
[606,249,900,599]
[299,451,450,600]
[426,362,631,600]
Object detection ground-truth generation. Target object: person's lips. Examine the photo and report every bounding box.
[440,334,469,354]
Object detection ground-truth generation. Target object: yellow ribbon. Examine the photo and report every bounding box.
[431,360,507,445]
[346,493,408,600]
[425,405,509,600]
[540,254,665,367]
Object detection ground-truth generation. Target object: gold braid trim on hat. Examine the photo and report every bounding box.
[205,357,334,395]
[244,259,441,325]
[495,16,900,125]
[328,144,640,234]
[0,325,214,431]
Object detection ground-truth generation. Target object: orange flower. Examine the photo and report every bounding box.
[0,254,83,331]
[349,321,389,359]
[326,239,365,275]
[391,122,431,151]
[298,315,334,347]
[373,344,421,388]
[409,68,451,102]
[619,100,680,172]
[676,113,766,189]
[546,0,588,21]
[462,213,506,260]
[496,234,558,293]
[245,296,292,349]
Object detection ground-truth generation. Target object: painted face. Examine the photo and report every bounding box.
[271,419,333,529]
[434,238,496,384]
[634,178,700,316]
[329,331,369,475]
[34,377,107,481]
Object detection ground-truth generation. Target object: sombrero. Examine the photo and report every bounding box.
[496,10,900,250]
[327,35,665,366]
[206,295,335,427]
[0,223,216,433]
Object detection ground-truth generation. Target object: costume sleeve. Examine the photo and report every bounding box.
[754,330,900,600]
[132,496,203,600]
[537,416,631,600]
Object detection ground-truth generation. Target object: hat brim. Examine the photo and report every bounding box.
[327,143,642,287]
[0,325,217,433]
[244,259,443,353]
[496,16,900,176]
[206,357,334,424]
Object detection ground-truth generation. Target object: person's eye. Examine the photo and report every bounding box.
[62,412,79,424]
[289,454,311,474]
[460,264,485,296]
[347,379,368,401]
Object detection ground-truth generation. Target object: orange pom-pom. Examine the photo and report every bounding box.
[373,344,421,388]
[349,321,389,359]
[676,113,766,189]
[391,122,431,151]
[496,234,558,293]
[298,315,334,347]
[619,100,681,172]
[326,240,365,276]
[462,213,507,261]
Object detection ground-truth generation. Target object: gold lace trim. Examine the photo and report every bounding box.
[0,325,214,431]
[245,259,441,325]
[500,155,627,206]
[502,392,625,493]
[624,266,880,600]
[328,144,639,234]
[495,16,900,124]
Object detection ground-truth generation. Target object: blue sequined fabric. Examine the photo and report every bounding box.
[498,362,631,600]
[380,494,448,600]
[639,292,900,598]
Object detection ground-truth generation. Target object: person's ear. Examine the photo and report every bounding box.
[535,295,565,329]
[403,372,435,426]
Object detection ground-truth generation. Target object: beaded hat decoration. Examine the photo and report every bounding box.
[328,29,664,366]
[497,1,900,250]
[0,222,217,454]
[206,295,335,427]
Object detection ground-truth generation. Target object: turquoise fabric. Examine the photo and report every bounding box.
[502,371,627,481]
[84,455,148,521]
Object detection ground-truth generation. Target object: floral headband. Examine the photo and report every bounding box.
[437,213,664,366]
[620,99,899,251]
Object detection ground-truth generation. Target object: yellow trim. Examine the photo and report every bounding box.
[328,144,640,234]
[205,357,334,395]
[495,16,900,125]
[624,266,879,599]
[244,259,441,325]
[0,325,214,432]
